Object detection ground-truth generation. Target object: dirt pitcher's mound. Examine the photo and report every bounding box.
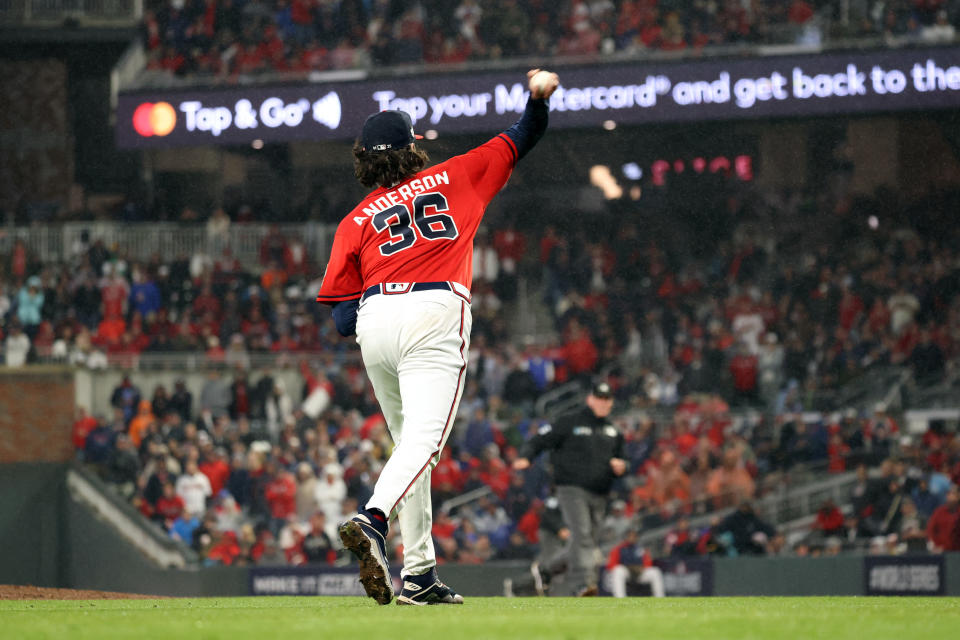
[0,585,163,600]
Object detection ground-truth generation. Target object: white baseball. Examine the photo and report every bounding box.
[531,70,555,95]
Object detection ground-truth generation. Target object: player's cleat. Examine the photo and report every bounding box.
[576,585,599,597]
[339,510,393,605]
[396,567,464,605]
[530,561,546,596]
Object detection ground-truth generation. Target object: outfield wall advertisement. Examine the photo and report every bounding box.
[117,46,960,149]
[249,566,402,596]
[863,555,946,596]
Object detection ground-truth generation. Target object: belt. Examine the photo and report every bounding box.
[360,281,471,304]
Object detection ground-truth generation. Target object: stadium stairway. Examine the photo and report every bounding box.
[633,469,859,553]
[510,277,557,346]
[65,464,197,570]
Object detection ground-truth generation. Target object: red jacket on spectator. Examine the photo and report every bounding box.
[284,241,310,277]
[827,438,850,473]
[516,508,540,544]
[432,455,465,493]
[927,502,960,551]
[606,541,652,571]
[155,495,185,523]
[72,413,99,449]
[814,505,845,534]
[788,0,815,23]
[479,458,511,499]
[431,517,457,541]
[207,531,242,565]
[492,228,526,264]
[265,472,297,519]
[200,458,230,496]
[730,353,758,392]
[838,291,864,330]
[564,329,598,376]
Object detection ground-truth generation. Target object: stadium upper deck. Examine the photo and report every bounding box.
[136,1,959,87]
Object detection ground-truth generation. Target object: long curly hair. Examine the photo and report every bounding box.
[353,142,430,189]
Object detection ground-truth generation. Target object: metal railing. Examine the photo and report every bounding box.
[0,222,336,271]
[38,349,363,372]
[67,464,198,568]
[439,486,493,516]
[0,0,141,25]
[635,469,860,552]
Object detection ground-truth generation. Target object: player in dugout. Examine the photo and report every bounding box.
[316,68,560,605]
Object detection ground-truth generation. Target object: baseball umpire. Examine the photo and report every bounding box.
[514,381,627,596]
[316,69,559,605]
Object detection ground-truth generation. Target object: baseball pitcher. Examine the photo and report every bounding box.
[316,69,559,605]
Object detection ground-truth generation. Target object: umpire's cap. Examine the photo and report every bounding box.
[360,110,423,152]
[591,381,613,399]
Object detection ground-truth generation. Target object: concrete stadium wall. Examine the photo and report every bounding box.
[713,556,864,596]
[63,494,247,597]
[3,464,960,598]
[0,463,67,587]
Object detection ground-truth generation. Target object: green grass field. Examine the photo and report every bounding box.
[3,596,960,640]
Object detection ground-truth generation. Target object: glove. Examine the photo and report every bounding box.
[332,299,359,337]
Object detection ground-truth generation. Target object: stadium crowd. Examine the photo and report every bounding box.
[70,362,960,568]
[141,0,960,80]
[4,141,960,567]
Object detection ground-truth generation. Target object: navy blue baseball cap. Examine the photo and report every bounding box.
[591,382,613,399]
[360,110,423,152]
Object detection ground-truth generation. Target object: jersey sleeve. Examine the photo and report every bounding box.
[519,419,565,460]
[315,219,364,305]
[455,135,518,205]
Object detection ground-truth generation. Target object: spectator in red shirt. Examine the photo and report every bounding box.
[154,481,186,530]
[493,224,526,265]
[432,510,458,541]
[729,343,759,405]
[100,267,129,320]
[827,433,850,473]
[479,445,511,499]
[813,500,845,536]
[837,287,864,331]
[264,464,297,533]
[563,319,598,378]
[207,530,242,566]
[432,451,465,503]
[200,448,231,496]
[927,486,960,552]
[788,0,815,24]
[72,407,99,450]
[192,283,221,318]
[515,500,542,544]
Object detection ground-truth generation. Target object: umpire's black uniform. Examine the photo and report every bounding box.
[519,382,625,595]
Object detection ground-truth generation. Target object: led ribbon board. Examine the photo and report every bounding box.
[116,46,960,148]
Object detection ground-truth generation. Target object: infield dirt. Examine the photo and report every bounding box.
[0,585,161,600]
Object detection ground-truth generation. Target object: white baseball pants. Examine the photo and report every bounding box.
[356,289,471,577]
[605,564,666,598]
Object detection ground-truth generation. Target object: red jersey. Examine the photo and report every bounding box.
[316,134,518,304]
[101,280,129,319]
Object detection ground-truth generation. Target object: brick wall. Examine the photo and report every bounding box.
[0,367,75,463]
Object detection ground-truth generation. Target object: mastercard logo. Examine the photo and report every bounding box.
[132,102,177,137]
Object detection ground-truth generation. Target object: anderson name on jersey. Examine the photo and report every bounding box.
[316,133,520,305]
